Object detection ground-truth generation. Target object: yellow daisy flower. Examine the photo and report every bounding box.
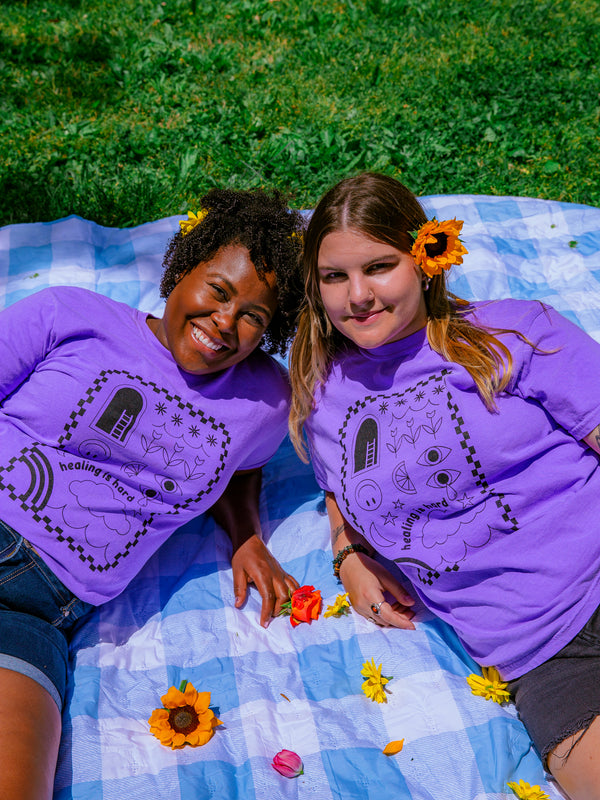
[466,666,510,705]
[179,208,209,236]
[361,658,392,704]
[324,592,351,618]
[507,779,551,799]
[148,680,222,749]
[411,218,468,277]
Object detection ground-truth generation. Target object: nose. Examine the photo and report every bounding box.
[212,305,236,334]
[348,274,373,307]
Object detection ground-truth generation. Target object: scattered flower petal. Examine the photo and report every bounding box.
[272,749,304,778]
[466,665,510,704]
[324,592,351,618]
[148,680,222,749]
[361,658,392,704]
[507,779,551,799]
[383,739,404,756]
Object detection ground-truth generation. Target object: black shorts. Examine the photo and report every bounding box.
[508,603,600,765]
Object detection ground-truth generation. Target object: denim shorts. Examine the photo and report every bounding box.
[508,603,600,766]
[0,519,92,710]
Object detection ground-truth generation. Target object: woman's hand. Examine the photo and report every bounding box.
[231,535,298,627]
[325,491,415,629]
[339,552,416,629]
[210,468,299,628]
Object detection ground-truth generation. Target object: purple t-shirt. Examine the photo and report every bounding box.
[306,299,600,679]
[0,287,290,605]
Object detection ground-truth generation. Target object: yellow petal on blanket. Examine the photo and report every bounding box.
[383,739,404,756]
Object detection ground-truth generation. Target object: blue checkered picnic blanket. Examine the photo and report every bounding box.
[2,193,599,800]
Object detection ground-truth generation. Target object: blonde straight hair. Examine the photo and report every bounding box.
[289,172,525,461]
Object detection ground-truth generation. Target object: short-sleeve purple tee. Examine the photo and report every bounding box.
[0,287,290,604]
[306,299,600,679]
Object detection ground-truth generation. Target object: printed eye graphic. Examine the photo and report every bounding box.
[141,487,163,503]
[426,469,460,490]
[417,446,451,467]
[157,476,180,495]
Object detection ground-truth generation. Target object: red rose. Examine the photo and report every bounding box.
[290,585,322,627]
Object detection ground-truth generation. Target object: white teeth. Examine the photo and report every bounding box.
[191,326,225,351]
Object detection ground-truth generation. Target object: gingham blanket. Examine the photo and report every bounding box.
[2,194,599,800]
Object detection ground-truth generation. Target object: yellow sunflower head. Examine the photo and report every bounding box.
[179,208,209,236]
[360,658,392,703]
[148,680,222,749]
[466,666,510,705]
[410,218,468,278]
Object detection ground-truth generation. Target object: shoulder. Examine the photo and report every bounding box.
[245,349,289,382]
[3,287,140,344]
[226,349,291,401]
[464,298,549,331]
[11,286,132,316]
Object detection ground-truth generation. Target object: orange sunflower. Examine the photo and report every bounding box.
[410,218,468,277]
[148,680,222,749]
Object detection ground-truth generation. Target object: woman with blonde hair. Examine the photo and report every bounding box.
[289,171,600,799]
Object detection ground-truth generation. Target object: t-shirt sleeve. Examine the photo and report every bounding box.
[236,359,291,471]
[511,303,600,440]
[307,435,331,491]
[0,289,59,401]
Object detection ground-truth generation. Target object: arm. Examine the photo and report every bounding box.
[325,492,415,629]
[209,468,298,628]
[583,425,600,454]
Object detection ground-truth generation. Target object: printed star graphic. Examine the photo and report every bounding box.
[393,499,405,510]
[381,511,397,526]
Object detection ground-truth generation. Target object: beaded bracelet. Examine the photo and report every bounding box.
[332,543,372,579]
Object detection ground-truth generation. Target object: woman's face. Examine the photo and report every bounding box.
[317,229,427,350]
[149,244,278,374]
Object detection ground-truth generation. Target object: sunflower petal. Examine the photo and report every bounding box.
[383,739,404,756]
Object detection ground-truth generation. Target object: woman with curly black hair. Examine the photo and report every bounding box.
[160,187,303,355]
[0,186,304,799]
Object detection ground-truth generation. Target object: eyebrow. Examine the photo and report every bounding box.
[318,254,399,271]
[212,273,273,319]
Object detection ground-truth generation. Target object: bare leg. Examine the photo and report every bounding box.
[548,715,600,800]
[0,667,61,800]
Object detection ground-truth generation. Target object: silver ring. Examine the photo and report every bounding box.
[370,601,383,616]
[367,617,376,624]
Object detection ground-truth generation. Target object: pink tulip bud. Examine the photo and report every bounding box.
[271,749,304,778]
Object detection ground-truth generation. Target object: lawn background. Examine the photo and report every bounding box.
[1,0,598,226]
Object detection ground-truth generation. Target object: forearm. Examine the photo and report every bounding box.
[210,469,263,552]
[325,492,415,628]
[325,491,370,555]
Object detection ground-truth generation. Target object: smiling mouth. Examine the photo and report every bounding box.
[349,309,386,323]
[191,325,228,352]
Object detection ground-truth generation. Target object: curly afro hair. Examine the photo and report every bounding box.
[160,187,305,355]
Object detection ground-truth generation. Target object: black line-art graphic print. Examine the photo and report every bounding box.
[338,370,518,586]
[0,369,231,572]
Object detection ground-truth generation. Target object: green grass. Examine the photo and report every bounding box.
[1,0,599,225]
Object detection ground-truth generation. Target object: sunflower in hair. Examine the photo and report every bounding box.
[411,218,468,277]
[179,208,209,236]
